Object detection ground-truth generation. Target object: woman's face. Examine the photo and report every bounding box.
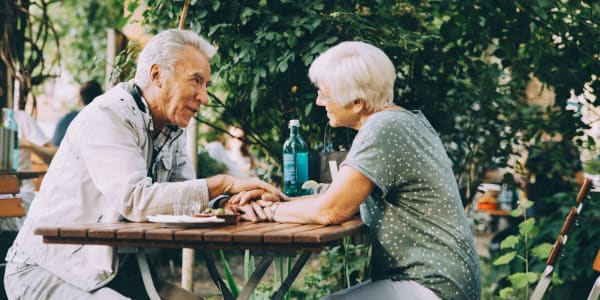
[159,45,211,128]
[315,84,360,129]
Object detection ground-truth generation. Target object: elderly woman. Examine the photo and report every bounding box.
[235,41,481,299]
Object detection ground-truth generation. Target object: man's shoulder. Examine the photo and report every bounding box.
[87,83,140,116]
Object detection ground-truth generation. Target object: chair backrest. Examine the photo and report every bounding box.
[531,178,594,300]
[0,175,26,218]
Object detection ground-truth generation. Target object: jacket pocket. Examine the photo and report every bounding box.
[155,151,181,182]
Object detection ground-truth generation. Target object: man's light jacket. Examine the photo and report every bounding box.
[6,82,210,291]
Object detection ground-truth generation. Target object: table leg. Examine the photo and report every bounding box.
[181,248,195,291]
[135,252,162,300]
[271,251,311,300]
[237,252,276,300]
[200,251,235,300]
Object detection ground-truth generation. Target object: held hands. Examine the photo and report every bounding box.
[208,175,286,222]
[227,189,283,222]
[230,200,278,222]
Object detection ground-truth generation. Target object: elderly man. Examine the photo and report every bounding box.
[3,29,282,299]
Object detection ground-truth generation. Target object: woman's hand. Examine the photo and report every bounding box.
[237,200,278,222]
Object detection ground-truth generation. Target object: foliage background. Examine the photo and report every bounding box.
[51,0,132,84]
[135,0,599,200]
[25,0,600,298]
[135,1,599,297]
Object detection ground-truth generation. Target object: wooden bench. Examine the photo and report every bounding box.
[0,174,26,218]
[0,174,26,299]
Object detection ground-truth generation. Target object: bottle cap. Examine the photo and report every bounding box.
[288,119,300,127]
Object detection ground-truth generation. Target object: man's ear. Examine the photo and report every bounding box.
[150,64,162,87]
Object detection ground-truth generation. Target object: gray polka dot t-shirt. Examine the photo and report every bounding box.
[342,110,481,300]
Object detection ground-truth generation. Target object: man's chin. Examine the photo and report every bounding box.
[172,118,191,128]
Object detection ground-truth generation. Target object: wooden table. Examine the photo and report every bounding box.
[35,217,365,300]
[0,170,46,180]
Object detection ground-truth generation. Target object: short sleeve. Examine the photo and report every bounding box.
[342,113,417,198]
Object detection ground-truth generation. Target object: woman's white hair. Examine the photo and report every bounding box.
[134,29,217,88]
[308,41,395,111]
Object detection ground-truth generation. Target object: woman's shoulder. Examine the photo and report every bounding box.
[363,109,420,130]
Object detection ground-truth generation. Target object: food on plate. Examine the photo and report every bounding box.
[196,208,240,224]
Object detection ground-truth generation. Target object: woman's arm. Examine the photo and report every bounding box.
[272,165,374,224]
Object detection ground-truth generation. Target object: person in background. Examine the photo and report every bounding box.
[0,106,57,232]
[51,80,103,146]
[4,29,284,299]
[234,41,481,299]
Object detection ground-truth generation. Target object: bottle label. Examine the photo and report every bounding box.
[283,153,297,195]
[283,154,297,182]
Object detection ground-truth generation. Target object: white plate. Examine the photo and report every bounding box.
[148,214,225,228]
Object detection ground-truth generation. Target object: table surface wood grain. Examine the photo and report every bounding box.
[35,216,365,252]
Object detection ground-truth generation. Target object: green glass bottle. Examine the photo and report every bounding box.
[283,119,309,196]
[2,109,19,171]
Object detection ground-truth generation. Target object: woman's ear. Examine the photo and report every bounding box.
[352,98,366,113]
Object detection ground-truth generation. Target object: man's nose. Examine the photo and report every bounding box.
[197,89,209,105]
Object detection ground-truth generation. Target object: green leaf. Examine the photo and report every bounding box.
[212,1,220,11]
[508,272,538,288]
[304,102,313,117]
[325,36,338,44]
[510,207,523,217]
[493,251,517,265]
[531,243,553,259]
[519,218,536,235]
[499,287,514,299]
[219,250,239,296]
[500,235,520,249]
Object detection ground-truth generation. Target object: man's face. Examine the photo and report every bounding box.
[159,45,211,128]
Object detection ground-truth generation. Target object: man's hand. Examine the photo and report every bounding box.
[229,189,282,206]
[207,175,288,201]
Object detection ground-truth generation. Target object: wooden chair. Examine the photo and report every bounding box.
[588,249,600,300]
[0,175,25,299]
[530,178,594,300]
[0,175,26,218]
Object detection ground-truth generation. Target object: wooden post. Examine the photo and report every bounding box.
[105,29,128,90]
[179,0,195,292]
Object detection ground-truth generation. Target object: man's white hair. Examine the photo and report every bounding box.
[134,29,217,88]
[308,41,395,111]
